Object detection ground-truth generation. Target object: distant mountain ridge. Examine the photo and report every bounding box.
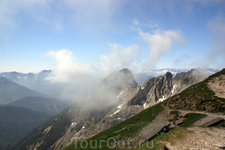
[0,77,48,105]
[7,96,68,116]
[0,70,51,81]
[0,68,219,103]
[0,70,63,100]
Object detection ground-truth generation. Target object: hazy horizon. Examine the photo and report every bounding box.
[1,0,224,102]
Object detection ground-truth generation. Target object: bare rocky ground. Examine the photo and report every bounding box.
[139,109,170,139]
[164,126,225,150]
[208,74,225,99]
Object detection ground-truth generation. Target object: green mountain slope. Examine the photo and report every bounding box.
[0,106,52,150]
[167,68,225,113]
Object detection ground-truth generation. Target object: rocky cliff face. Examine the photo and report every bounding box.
[103,72,173,119]
[172,69,209,96]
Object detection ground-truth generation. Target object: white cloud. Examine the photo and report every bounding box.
[43,49,95,83]
[43,44,139,102]
[138,28,185,68]
[133,19,139,25]
[43,43,139,83]
[99,43,139,75]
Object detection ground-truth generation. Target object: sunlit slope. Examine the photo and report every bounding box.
[167,68,225,113]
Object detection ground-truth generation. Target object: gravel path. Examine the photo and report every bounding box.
[165,127,225,150]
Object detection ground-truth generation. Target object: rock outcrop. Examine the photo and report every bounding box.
[172,69,209,96]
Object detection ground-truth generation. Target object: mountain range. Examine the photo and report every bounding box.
[0,70,64,101]
[10,68,219,150]
[7,96,68,116]
[0,68,219,102]
[0,78,68,150]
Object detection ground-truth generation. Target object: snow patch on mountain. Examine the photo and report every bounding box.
[171,84,176,95]
[117,91,124,99]
[158,95,165,102]
[143,102,150,109]
[110,102,126,116]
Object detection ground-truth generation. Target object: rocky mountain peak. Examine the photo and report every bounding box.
[189,69,200,74]
[119,68,132,74]
[117,68,138,88]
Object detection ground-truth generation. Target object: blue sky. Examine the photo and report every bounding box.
[0,0,225,78]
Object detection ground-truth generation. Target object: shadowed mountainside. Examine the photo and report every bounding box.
[0,77,48,105]
[0,106,52,150]
[7,96,68,116]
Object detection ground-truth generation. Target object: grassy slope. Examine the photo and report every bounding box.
[61,103,164,150]
[168,69,225,113]
[135,113,207,150]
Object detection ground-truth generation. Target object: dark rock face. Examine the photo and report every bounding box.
[130,72,172,106]
[118,68,138,88]
[146,72,173,105]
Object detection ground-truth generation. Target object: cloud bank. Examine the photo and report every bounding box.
[42,20,187,102]
[43,43,139,102]
[99,43,139,75]
[44,43,139,83]
[138,28,186,69]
